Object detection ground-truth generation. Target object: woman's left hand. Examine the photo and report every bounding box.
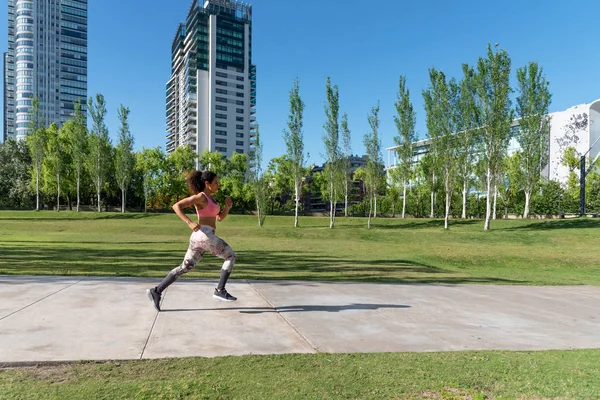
[225,197,233,210]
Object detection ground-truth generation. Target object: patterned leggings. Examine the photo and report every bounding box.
[171,225,236,277]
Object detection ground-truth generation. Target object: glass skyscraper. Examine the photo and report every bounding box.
[166,0,256,158]
[4,0,88,142]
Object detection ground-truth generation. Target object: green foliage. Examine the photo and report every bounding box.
[114,105,135,212]
[0,139,33,208]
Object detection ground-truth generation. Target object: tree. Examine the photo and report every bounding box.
[63,100,88,211]
[456,64,479,219]
[498,152,525,218]
[0,139,32,208]
[86,94,112,212]
[136,147,164,212]
[363,102,382,229]
[515,62,552,218]
[43,123,69,211]
[25,96,46,211]
[283,78,306,227]
[341,113,352,217]
[322,77,341,228]
[423,69,459,229]
[25,127,48,211]
[250,124,267,226]
[114,105,135,213]
[474,44,513,230]
[198,150,227,176]
[165,145,196,204]
[394,75,417,219]
[265,155,295,213]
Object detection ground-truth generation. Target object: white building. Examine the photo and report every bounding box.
[166,0,256,159]
[386,100,600,186]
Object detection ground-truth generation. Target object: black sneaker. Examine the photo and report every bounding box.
[146,288,161,311]
[213,288,237,302]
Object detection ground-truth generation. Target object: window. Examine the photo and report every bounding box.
[216,105,227,111]
[236,84,244,90]
[236,92,244,98]
[216,88,227,95]
[216,138,227,144]
[216,71,227,78]
[236,140,244,146]
[236,116,244,122]
[236,108,244,114]
[216,113,227,119]
[236,124,244,130]
[236,100,244,106]
[216,146,227,152]
[216,80,227,86]
[216,122,227,127]
[216,130,227,136]
[235,149,244,154]
[216,96,228,103]
[236,76,244,81]
[236,132,244,138]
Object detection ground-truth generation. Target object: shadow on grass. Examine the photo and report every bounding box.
[162,303,411,313]
[371,219,481,230]
[0,213,162,221]
[502,218,600,231]
[0,245,524,285]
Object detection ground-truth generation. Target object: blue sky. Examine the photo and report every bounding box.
[2,0,600,167]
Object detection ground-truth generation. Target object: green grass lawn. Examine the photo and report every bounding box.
[2,211,600,399]
[2,350,600,399]
[1,210,599,285]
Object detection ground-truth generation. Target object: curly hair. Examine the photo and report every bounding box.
[186,170,217,194]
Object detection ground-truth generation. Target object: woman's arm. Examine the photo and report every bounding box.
[173,193,206,231]
[216,197,233,222]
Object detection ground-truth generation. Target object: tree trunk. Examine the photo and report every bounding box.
[484,167,492,230]
[344,180,348,217]
[402,179,407,218]
[462,178,468,219]
[329,182,334,228]
[523,190,531,218]
[76,169,80,212]
[256,196,262,227]
[430,190,435,219]
[294,179,299,228]
[121,188,126,213]
[374,195,377,218]
[36,167,40,211]
[504,204,509,219]
[492,182,498,220]
[367,192,372,229]
[392,199,396,218]
[444,184,451,230]
[97,179,101,212]
[56,173,61,212]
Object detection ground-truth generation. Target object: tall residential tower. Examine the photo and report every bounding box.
[4,0,88,141]
[166,0,256,158]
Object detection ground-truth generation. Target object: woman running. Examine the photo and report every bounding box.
[147,170,237,311]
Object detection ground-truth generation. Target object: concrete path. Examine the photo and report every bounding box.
[0,275,599,364]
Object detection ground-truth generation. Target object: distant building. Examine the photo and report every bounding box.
[385,100,600,186]
[166,0,256,159]
[4,0,88,141]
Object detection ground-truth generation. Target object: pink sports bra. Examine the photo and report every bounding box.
[196,193,220,218]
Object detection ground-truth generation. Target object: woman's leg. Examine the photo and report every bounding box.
[201,228,236,298]
[155,234,206,294]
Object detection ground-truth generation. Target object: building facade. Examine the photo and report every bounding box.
[4,0,88,141]
[166,0,256,159]
[386,100,600,186]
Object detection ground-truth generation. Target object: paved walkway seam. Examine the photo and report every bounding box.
[247,280,319,352]
[0,277,87,322]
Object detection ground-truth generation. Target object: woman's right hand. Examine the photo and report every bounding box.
[188,221,200,232]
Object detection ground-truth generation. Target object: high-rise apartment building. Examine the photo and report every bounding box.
[166,0,256,158]
[4,0,88,142]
